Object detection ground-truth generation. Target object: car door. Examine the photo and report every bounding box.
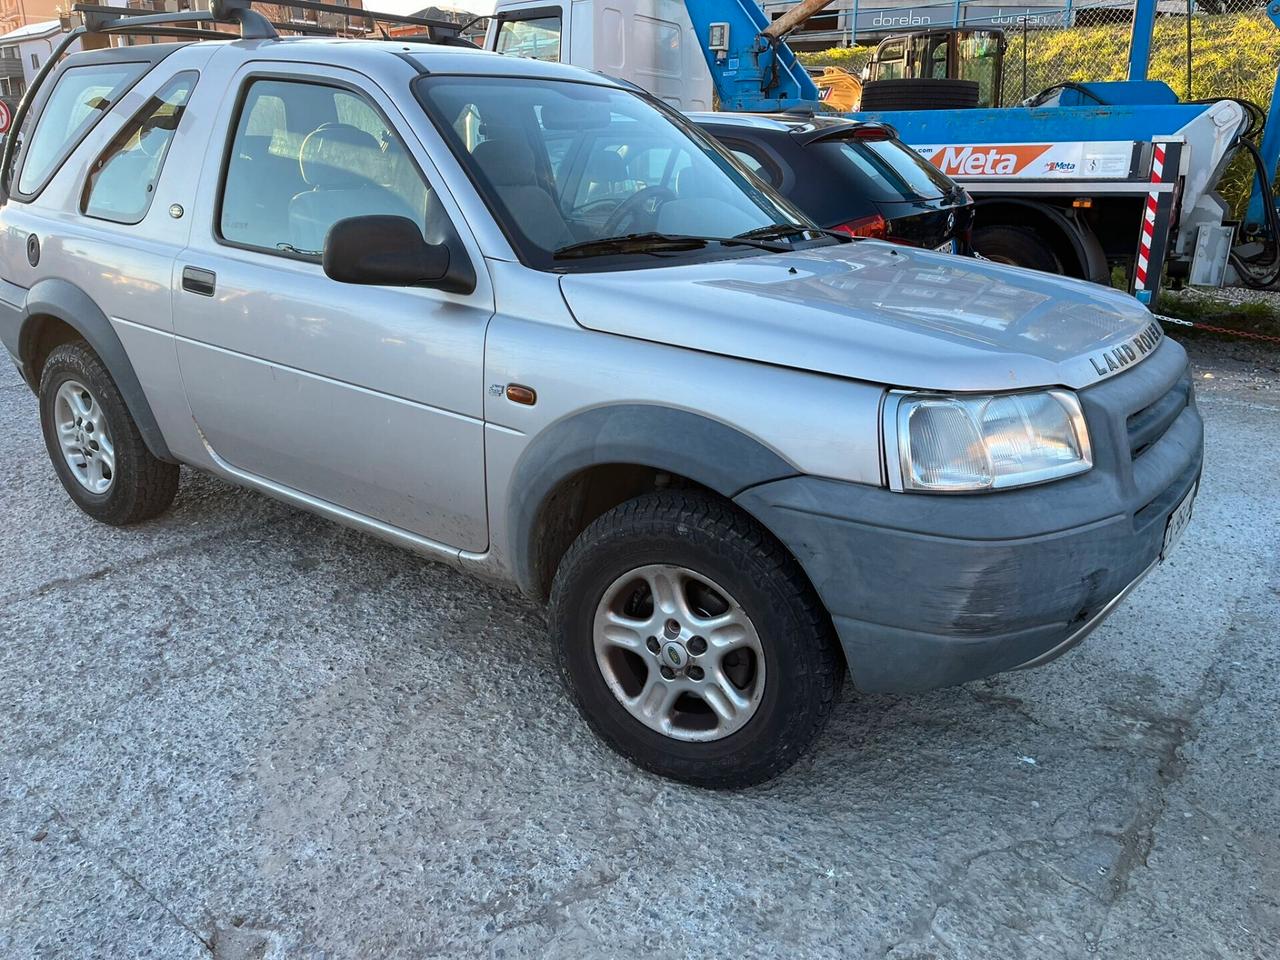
[173,63,493,552]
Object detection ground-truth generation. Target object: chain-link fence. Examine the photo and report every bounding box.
[997,0,1276,106]
[794,0,1276,107]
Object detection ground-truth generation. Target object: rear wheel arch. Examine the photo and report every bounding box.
[507,405,800,599]
[19,279,175,463]
[973,199,1108,282]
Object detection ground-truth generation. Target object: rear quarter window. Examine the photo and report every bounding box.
[17,62,149,197]
[81,71,197,224]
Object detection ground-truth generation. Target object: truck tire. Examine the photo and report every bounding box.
[549,490,844,788]
[38,341,179,525]
[972,224,1063,274]
[859,78,980,111]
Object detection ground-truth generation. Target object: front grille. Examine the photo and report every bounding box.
[1126,373,1192,460]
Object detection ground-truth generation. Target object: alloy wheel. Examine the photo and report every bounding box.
[592,563,766,742]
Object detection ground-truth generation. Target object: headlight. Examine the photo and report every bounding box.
[886,389,1092,492]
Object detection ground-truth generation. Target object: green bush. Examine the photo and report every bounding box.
[796,46,872,73]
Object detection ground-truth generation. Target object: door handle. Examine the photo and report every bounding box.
[181,266,216,297]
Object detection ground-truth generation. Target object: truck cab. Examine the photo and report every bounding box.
[485,0,715,111]
[863,28,1006,109]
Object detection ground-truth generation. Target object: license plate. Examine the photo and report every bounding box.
[1161,482,1197,560]
[935,239,957,254]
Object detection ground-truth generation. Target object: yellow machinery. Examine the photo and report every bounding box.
[810,67,861,112]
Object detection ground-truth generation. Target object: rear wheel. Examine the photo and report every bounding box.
[972,224,1063,274]
[550,491,844,788]
[38,341,179,525]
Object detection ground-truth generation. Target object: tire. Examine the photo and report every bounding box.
[38,341,179,525]
[550,490,844,789]
[972,224,1063,274]
[859,78,980,111]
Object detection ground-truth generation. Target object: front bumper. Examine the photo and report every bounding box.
[735,337,1202,693]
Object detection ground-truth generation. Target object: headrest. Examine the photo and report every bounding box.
[676,165,700,196]
[584,150,627,185]
[299,123,381,188]
[472,137,537,187]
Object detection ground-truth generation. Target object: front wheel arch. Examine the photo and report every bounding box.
[508,405,800,599]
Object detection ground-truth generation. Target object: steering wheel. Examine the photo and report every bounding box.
[571,197,625,220]
[601,186,677,236]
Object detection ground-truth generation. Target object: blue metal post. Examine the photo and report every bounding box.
[1245,63,1280,231]
[952,0,962,28]
[1127,0,1158,81]
[1244,6,1280,232]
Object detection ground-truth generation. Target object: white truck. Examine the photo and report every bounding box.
[484,0,714,111]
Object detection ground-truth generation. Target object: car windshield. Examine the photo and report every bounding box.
[415,76,815,269]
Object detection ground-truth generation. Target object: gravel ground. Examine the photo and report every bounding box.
[1,337,1278,960]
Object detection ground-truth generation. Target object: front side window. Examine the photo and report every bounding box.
[219,78,433,258]
[416,76,812,270]
[17,61,148,195]
[82,72,196,224]
[494,14,562,62]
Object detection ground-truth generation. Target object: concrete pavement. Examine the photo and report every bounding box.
[1,337,1277,959]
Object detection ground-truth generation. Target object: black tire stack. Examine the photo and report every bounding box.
[859,79,981,112]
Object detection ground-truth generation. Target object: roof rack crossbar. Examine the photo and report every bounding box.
[265,0,466,40]
[87,10,219,33]
[72,0,277,39]
[101,24,227,40]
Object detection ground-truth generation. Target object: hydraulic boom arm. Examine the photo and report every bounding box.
[684,0,823,111]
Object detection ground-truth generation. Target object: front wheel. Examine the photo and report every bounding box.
[550,491,844,788]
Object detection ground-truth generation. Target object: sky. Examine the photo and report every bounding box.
[373,0,495,16]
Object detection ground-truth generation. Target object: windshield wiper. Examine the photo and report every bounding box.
[553,232,790,259]
[735,223,854,243]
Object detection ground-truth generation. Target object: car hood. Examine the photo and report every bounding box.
[558,242,1164,391]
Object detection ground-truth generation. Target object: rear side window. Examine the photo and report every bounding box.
[82,72,197,224]
[818,139,948,202]
[720,138,782,189]
[17,62,148,196]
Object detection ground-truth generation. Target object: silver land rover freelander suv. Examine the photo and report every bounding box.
[0,2,1202,787]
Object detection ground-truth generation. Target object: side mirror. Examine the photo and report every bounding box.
[323,215,462,289]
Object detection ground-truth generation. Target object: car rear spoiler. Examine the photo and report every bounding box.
[793,121,900,146]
